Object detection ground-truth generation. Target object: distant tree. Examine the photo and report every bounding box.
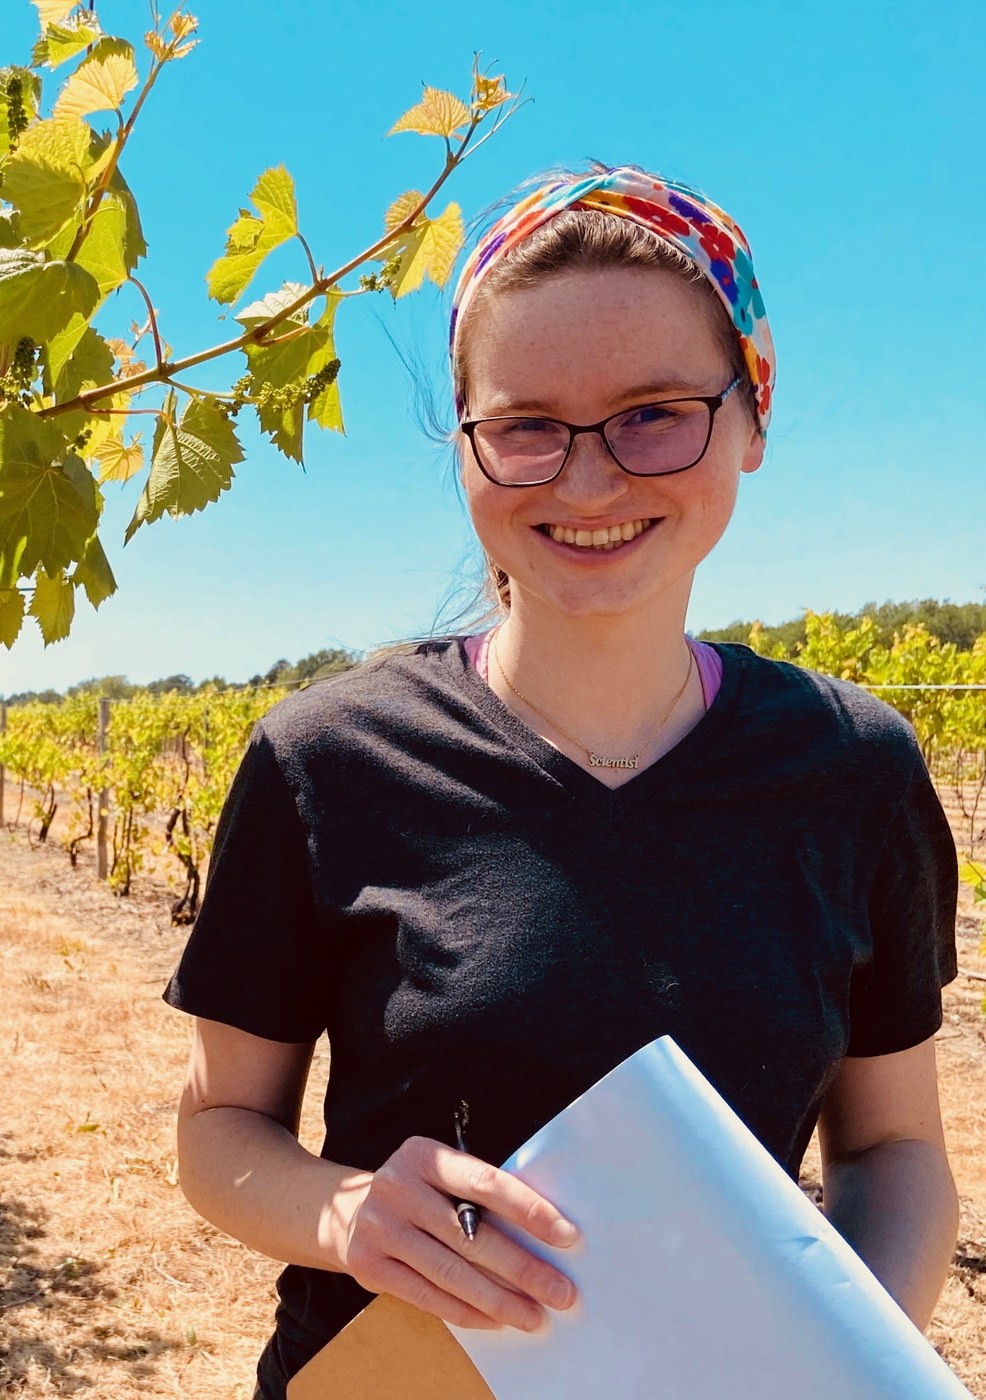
[146,673,194,695]
[2,687,62,705]
[698,598,986,653]
[264,659,290,686]
[66,675,135,699]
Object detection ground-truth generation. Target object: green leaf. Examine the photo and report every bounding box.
[53,38,139,121]
[1,116,90,247]
[238,294,342,461]
[32,1,78,25]
[48,323,114,400]
[0,587,25,647]
[73,189,129,298]
[385,202,463,298]
[93,430,143,484]
[71,530,115,607]
[206,166,298,305]
[28,567,75,644]
[44,310,90,389]
[34,14,104,69]
[0,250,100,348]
[124,397,243,542]
[236,281,308,331]
[0,211,20,249]
[0,404,98,583]
[389,87,471,138]
[108,167,147,269]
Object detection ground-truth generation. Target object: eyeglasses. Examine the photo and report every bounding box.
[460,376,741,487]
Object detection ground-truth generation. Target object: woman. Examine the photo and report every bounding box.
[164,166,960,1400]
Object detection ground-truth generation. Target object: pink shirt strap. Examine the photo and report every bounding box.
[463,631,723,710]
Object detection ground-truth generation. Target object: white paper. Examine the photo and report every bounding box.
[449,1037,972,1399]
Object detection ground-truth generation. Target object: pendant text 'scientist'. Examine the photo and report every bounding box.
[588,754,640,770]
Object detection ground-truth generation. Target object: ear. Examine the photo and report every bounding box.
[740,426,765,476]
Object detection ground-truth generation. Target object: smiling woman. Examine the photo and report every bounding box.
[161,164,962,1399]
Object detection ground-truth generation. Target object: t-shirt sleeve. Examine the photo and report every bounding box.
[847,746,959,1057]
[162,718,332,1043]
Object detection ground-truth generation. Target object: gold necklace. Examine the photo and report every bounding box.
[490,629,695,771]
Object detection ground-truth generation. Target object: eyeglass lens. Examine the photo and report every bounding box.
[471,400,714,484]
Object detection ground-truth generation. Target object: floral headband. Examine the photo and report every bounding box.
[449,166,775,435]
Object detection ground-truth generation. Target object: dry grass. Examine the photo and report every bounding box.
[0,827,330,1397]
[0,805,983,1397]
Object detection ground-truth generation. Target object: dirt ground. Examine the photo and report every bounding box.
[1,801,984,1397]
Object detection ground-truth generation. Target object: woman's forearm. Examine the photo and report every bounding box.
[822,1138,960,1331]
[177,1104,372,1273]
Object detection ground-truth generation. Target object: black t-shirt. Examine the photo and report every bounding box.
[163,640,958,1397]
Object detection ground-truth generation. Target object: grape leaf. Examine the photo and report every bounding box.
[53,38,139,121]
[31,0,78,25]
[94,431,143,484]
[145,31,168,61]
[1,116,90,247]
[0,211,21,249]
[0,587,25,647]
[0,249,100,349]
[473,72,511,113]
[0,405,99,583]
[238,294,342,461]
[206,166,298,306]
[34,15,104,69]
[124,396,244,542]
[72,530,116,607]
[386,202,463,298]
[28,568,75,645]
[389,87,470,138]
[73,189,129,297]
[236,281,308,331]
[47,326,116,445]
[384,190,424,233]
[112,172,147,269]
[43,310,89,388]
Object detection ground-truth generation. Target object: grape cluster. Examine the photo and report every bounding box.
[359,253,403,294]
[0,337,38,406]
[3,74,29,146]
[228,358,341,418]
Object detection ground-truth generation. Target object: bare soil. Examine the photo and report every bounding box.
[0,798,984,1397]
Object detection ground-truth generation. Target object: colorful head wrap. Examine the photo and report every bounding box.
[450,166,775,435]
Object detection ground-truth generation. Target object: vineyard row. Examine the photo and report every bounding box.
[1,613,985,923]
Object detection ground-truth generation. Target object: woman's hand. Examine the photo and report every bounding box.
[341,1135,581,1332]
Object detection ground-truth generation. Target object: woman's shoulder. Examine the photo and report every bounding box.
[715,642,922,768]
[251,637,469,754]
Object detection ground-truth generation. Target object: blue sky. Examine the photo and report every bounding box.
[3,0,984,692]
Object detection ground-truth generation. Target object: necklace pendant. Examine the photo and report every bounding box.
[588,753,639,770]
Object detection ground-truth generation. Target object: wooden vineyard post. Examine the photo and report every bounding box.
[0,701,6,828]
[97,697,110,880]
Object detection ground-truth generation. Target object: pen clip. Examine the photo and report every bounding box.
[453,1099,470,1152]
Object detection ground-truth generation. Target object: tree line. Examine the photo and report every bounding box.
[1,645,359,706]
[697,598,986,654]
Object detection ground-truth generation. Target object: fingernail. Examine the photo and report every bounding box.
[549,1277,575,1309]
[551,1218,579,1247]
[523,1307,547,1333]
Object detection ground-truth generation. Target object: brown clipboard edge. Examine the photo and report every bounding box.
[286,1293,497,1400]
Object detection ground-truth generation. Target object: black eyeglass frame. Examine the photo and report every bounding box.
[460,376,743,487]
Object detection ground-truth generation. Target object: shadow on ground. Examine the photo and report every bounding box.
[0,1177,183,1394]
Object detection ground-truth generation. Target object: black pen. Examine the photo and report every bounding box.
[453,1101,480,1241]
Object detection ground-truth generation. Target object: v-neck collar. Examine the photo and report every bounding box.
[443,637,747,817]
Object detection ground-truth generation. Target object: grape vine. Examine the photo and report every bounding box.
[0,3,522,649]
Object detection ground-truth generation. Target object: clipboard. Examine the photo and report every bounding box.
[286,1294,496,1399]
